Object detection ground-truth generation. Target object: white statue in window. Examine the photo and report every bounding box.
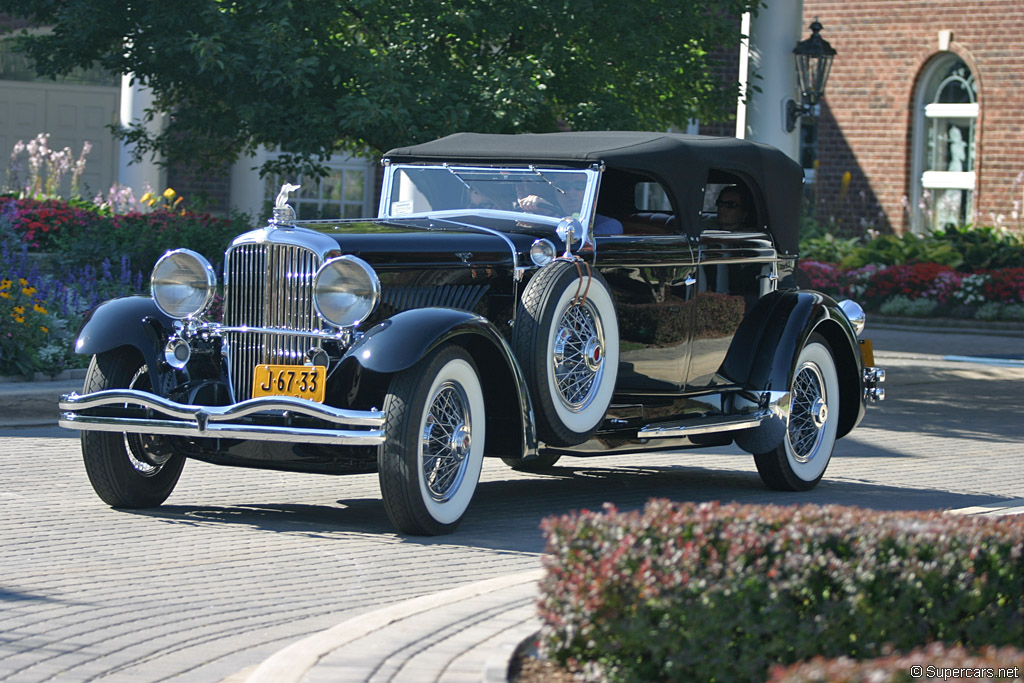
[936,125,967,229]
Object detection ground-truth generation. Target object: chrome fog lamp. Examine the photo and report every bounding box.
[151,249,217,319]
[530,239,557,267]
[313,255,380,327]
[838,299,866,336]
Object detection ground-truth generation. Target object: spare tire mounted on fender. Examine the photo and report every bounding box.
[513,259,619,447]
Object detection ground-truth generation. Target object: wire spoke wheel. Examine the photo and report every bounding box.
[551,301,605,411]
[513,260,618,447]
[379,345,485,535]
[754,335,840,491]
[420,381,472,502]
[80,348,185,508]
[787,361,828,462]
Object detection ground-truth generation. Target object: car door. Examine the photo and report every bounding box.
[594,233,696,393]
[685,230,777,390]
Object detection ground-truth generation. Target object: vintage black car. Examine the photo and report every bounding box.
[60,132,884,535]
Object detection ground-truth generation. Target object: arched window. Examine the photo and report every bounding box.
[910,56,977,232]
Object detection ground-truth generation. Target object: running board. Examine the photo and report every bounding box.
[638,412,765,439]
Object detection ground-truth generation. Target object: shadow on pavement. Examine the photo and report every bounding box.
[126,463,1008,556]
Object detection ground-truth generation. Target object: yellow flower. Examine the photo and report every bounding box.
[0,291,9,299]
[838,170,852,202]
[14,315,25,323]
[13,305,25,315]
[140,192,152,204]
[22,286,36,296]
[40,326,49,334]
[0,279,10,290]
[163,187,176,199]
[18,278,28,286]
[34,304,48,314]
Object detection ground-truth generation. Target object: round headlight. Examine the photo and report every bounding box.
[151,249,217,319]
[314,255,380,327]
[530,238,557,267]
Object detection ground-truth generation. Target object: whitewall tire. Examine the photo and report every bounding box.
[378,345,486,535]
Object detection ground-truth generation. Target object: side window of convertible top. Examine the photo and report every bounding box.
[616,180,677,235]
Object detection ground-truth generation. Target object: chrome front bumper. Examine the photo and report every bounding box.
[59,391,385,446]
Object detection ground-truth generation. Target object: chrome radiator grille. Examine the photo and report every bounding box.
[223,242,322,401]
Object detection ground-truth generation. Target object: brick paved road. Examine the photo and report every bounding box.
[2,332,1022,682]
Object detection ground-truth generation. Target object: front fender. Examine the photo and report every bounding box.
[726,290,864,450]
[74,296,174,386]
[342,308,537,457]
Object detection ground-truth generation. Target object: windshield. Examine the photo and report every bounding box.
[380,164,598,226]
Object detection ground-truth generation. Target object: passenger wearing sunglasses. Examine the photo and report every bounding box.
[701,185,750,231]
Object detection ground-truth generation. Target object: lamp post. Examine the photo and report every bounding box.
[785,18,837,133]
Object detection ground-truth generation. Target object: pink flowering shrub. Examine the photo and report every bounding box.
[799,259,1022,318]
[538,500,1024,683]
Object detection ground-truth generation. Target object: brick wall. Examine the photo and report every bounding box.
[805,0,1024,234]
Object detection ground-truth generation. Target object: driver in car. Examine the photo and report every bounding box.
[517,180,623,235]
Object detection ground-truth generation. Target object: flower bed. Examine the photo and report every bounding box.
[802,260,1024,322]
[0,194,252,376]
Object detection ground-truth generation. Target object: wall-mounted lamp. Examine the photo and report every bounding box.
[786,18,837,133]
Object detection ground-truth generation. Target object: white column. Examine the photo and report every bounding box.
[230,147,270,220]
[117,75,165,193]
[737,0,803,161]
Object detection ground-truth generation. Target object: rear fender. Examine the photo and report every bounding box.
[342,308,537,457]
[74,296,175,389]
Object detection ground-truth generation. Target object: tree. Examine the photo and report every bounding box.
[1,0,760,177]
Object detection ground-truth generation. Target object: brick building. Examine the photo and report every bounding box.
[803,0,1024,235]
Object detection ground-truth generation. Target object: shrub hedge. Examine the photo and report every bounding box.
[800,225,1024,272]
[538,500,1024,683]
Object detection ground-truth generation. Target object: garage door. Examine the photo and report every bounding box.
[0,80,119,199]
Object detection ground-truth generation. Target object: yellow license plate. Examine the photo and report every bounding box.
[859,339,875,366]
[252,364,326,403]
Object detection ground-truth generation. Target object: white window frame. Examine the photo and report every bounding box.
[909,55,977,233]
[263,154,375,220]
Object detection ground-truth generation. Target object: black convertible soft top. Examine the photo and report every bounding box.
[386,132,804,254]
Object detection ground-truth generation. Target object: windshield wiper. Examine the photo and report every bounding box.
[443,163,472,190]
[529,165,566,194]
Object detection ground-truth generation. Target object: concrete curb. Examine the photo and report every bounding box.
[237,569,544,683]
[0,379,81,428]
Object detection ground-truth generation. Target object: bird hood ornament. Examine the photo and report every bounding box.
[272,183,301,224]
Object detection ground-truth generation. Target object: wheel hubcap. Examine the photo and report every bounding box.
[551,301,605,412]
[788,361,827,463]
[420,381,472,502]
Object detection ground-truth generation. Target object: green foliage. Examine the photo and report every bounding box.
[975,302,1024,322]
[800,233,862,264]
[0,0,760,177]
[539,500,1024,683]
[932,225,1024,270]
[800,225,1024,272]
[878,295,937,318]
[769,643,1024,683]
[839,233,963,269]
